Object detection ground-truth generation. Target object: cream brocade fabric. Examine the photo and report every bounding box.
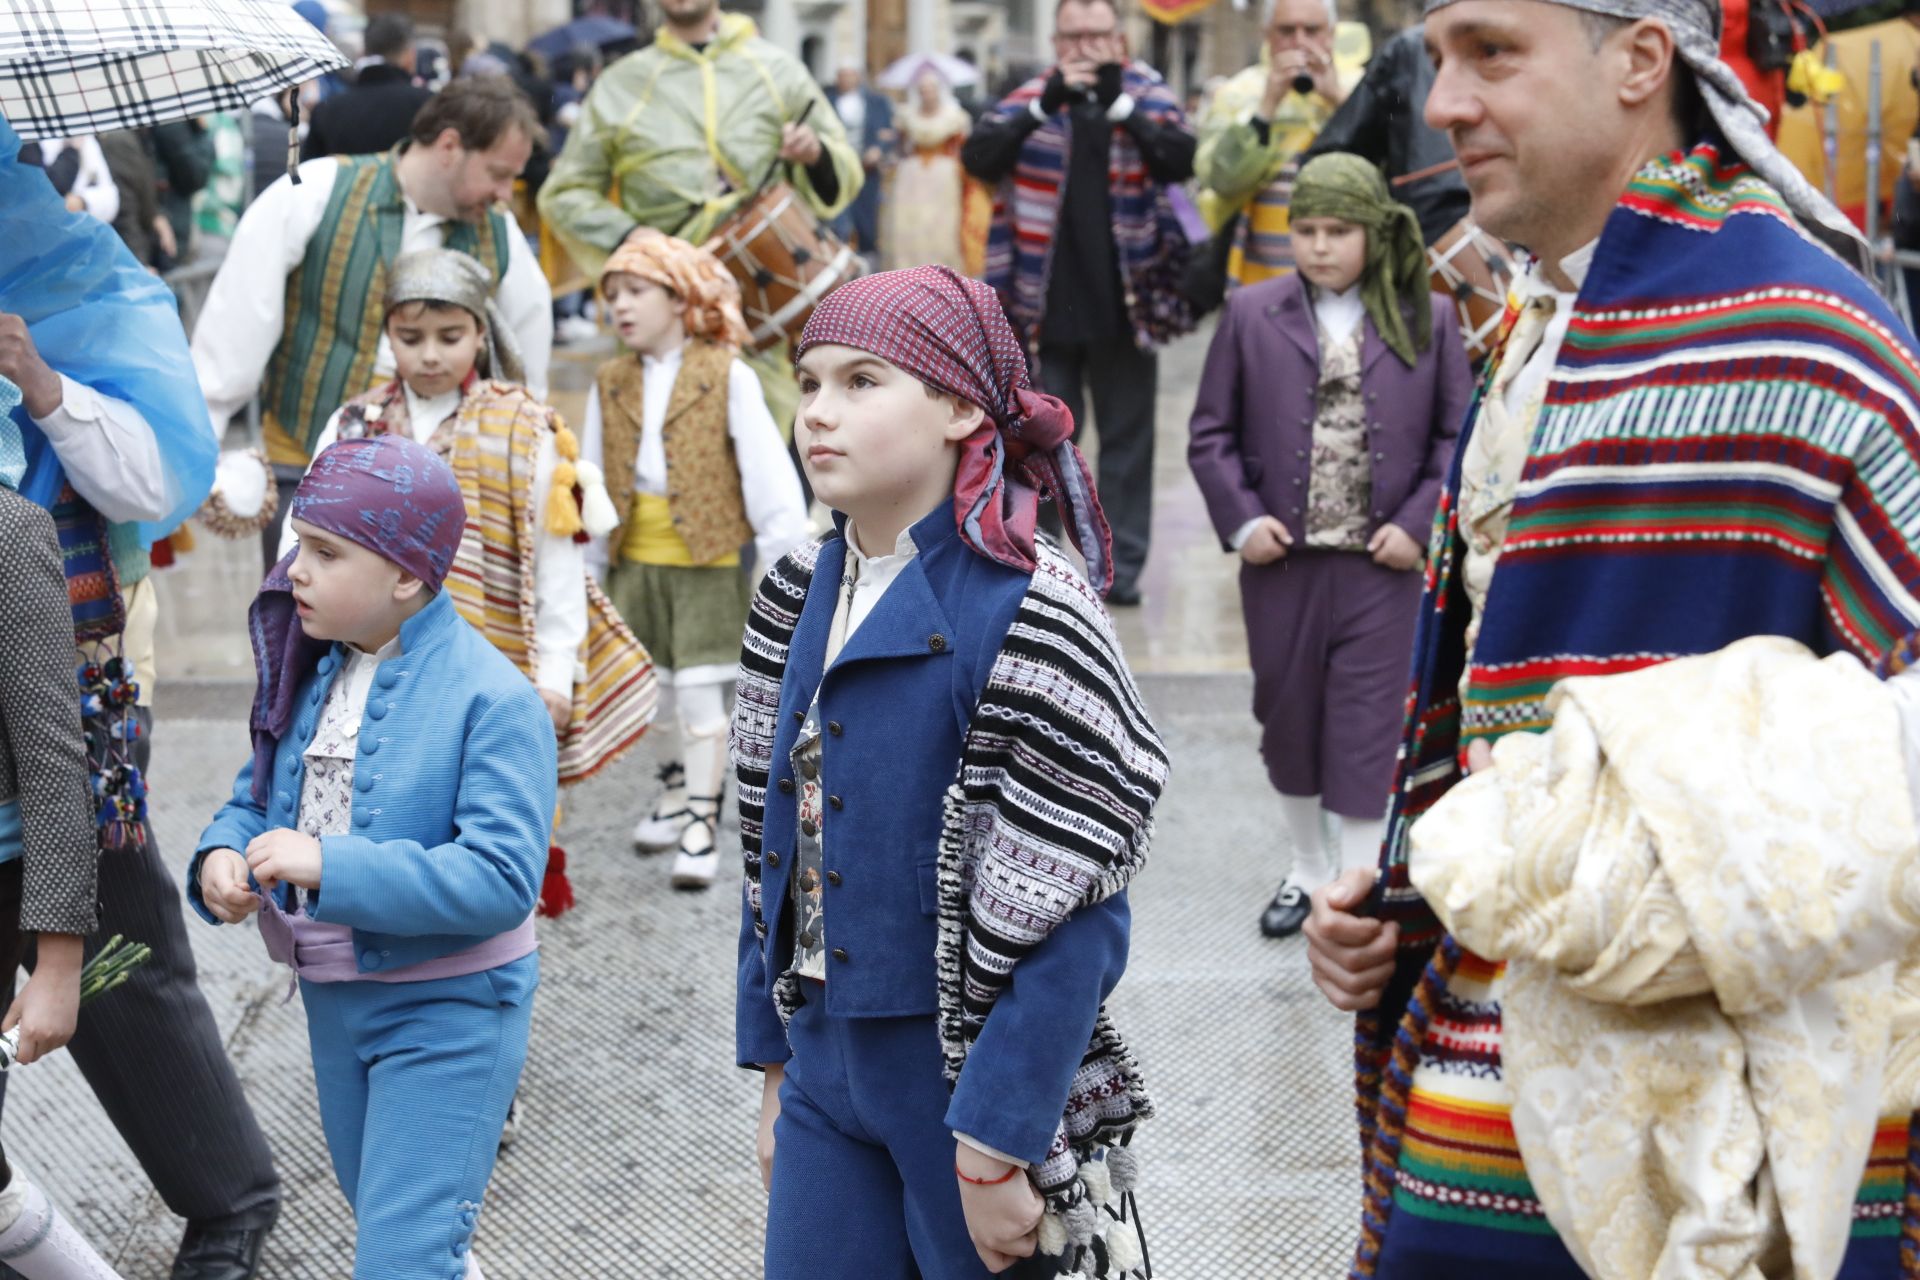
[1409,636,1920,1280]
[1303,325,1371,551]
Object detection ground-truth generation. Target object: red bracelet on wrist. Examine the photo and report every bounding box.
[955,1161,1022,1186]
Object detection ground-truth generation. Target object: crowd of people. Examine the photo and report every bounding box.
[0,0,1918,1276]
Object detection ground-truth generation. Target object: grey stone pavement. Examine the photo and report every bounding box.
[3,328,1366,1276]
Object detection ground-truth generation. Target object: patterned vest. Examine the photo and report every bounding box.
[260,150,512,468]
[338,380,658,785]
[594,340,753,566]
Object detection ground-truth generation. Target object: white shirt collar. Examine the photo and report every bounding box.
[401,382,463,439]
[346,634,403,663]
[641,345,684,374]
[1519,238,1597,305]
[1310,283,1366,344]
[844,521,918,569]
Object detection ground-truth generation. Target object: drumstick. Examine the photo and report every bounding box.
[1392,157,1462,188]
[754,99,817,196]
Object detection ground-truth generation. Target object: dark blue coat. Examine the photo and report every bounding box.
[735,507,1132,1163]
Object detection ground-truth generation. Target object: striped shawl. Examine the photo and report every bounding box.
[1352,142,1920,1273]
[732,536,1168,1225]
[340,379,657,785]
[982,63,1195,351]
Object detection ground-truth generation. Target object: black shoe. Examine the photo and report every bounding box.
[1259,883,1311,938]
[1105,582,1143,607]
[172,1203,277,1280]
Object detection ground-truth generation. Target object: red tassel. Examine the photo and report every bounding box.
[538,844,575,918]
[148,536,176,570]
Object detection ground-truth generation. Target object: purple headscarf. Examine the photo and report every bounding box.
[246,436,468,803]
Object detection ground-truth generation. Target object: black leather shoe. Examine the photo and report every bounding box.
[1260,883,1311,938]
[1105,582,1143,607]
[172,1203,277,1280]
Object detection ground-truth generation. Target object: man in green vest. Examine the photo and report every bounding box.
[192,76,554,565]
[537,0,862,431]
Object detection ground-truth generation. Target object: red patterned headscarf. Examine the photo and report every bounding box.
[793,266,1113,593]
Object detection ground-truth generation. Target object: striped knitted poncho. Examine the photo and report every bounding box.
[1354,142,1920,1276]
[732,536,1169,1276]
[980,62,1195,351]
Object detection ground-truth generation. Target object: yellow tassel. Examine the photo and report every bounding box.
[553,422,580,463]
[168,520,197,554]
[548,459,584,536]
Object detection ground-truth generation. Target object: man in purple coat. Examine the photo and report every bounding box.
[1187,153,1469,938]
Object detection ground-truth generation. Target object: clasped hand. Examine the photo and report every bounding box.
[198,829,324,923]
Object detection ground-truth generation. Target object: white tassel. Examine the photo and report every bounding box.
[1106,1145,1140,1194]
[1064,1196,1099,1246]
[1079,1157,1112,1207]
[574,461,621,538]
[1105,1218,1143,1273]
[1036,1210,1069,1256]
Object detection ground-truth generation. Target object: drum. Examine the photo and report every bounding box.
[703,183,862,352]
[1427,220,1518,366]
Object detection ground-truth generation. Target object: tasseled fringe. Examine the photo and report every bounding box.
[1037,1138,1151,1279]
[575,460,620,538]
[547,422,585,537]
[538,844,575,918]
[1351,936,1462,1279]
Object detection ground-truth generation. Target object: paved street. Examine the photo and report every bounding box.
[5,327,1369,1276]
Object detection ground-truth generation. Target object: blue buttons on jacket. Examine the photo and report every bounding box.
[190,591,558,975]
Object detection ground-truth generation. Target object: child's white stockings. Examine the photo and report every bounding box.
[1279,797,1387,893]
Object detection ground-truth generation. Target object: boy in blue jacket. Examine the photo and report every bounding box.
[734,266,1169,1280]
[190,435,553,1280]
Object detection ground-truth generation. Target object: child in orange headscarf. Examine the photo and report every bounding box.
[582,229,810,891]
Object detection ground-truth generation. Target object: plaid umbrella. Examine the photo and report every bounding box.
[0,0,347,140]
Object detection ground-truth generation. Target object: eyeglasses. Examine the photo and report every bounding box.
[1053,28,1117,46]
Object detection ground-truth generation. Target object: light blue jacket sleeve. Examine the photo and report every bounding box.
[309,694,556,938]
[187,757,274,925]
[943,892,1132,1165]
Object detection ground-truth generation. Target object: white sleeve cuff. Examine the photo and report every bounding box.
[534,647,578,698]
[1105,92,1136,123]
[33,374,97,432]
[1228,517,1264,552]
[1028,98,1050,124]
[953,1132,1031,1169]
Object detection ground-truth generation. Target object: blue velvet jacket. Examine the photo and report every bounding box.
[190,591,557,973]
[735,507,1132,1164]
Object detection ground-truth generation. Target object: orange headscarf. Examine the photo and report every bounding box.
[600,229,750,349]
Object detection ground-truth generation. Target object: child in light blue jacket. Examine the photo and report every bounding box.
[191,435,554,1280]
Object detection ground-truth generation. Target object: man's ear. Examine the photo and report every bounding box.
[1616,17,1677,111]
[944,395,988,443]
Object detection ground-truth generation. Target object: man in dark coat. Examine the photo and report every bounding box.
[301,13,432,160]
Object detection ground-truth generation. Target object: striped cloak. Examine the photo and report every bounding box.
[1354,142,1920,1276]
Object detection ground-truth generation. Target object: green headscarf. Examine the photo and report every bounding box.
[1290,152,1432,368]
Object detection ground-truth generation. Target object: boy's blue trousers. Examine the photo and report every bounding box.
[299,953,537,1279]
[767,990,1059,1279]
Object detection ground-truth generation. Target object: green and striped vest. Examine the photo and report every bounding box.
[260,149,512,467]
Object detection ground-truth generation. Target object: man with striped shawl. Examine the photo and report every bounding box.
[1301,0,1920,1275]
[961,0,1196,607]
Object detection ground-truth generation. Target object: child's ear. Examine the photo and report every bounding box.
[392,572,427,604]
[944,396,987,443]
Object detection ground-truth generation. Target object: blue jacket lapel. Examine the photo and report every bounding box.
[829,553,956,671]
